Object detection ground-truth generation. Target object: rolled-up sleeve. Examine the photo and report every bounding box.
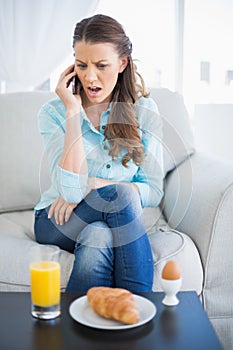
[132,98,164,207]
[57,166,88,203]
[38,102,88,204]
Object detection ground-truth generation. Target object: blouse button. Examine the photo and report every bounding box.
[106,164,111,169]
[102,125,106,130]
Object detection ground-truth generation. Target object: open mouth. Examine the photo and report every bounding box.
[88,86,101,94]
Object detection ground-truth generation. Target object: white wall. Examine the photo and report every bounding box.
[194,104,233,161]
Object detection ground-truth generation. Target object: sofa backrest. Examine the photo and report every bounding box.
[0,89,195,213]
[149,88,195,175]
[0,91,56,212]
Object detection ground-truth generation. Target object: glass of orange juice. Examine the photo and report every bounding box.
[30,245,61,320]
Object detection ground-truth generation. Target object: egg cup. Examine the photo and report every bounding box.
[161,278,182,306]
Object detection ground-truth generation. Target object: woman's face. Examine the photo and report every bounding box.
[74,41,128,107]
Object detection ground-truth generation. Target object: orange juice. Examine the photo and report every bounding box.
[30,261,60,307]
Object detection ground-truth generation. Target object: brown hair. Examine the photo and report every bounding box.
[73,14,148,167]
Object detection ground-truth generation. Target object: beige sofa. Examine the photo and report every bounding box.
[0,89,232,349]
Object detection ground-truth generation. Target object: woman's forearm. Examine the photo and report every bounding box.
[59,111,88,175]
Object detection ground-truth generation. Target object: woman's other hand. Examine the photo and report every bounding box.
[48,196,77,225]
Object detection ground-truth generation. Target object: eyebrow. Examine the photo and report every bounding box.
[75,59,108,64]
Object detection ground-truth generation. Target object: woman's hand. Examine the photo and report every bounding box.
[55,64,82,112]
[48,197,77,225]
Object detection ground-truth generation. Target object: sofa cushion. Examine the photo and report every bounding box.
[0,210,35,240]
[149,88,195,175]
[0,234,74,291]
[0,91,55,213]
[0,209,73,291]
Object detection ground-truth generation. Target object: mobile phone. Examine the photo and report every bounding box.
[72,74,82,95]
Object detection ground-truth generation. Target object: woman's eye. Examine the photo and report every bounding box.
[97,64,107,69]
[76,64,86,69]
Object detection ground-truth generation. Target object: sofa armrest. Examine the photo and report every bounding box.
[163,151,233,317]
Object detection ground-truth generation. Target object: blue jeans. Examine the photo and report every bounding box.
[34,184,154,293]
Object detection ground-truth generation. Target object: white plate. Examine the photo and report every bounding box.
[69,294,156,330]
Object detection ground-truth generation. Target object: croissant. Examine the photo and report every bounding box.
[87,287,140,324]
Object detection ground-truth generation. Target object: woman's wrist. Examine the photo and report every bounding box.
[66,108,81,119]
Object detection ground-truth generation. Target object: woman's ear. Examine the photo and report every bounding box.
[119,57,129,73]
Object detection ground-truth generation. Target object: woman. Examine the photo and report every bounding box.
[34,14,164,293]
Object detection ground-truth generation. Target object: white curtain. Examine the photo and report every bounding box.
[0,0,99,91]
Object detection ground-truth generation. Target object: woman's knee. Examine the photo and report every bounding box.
[115,183,141,204]
[98,183,141,211]
[76,221,113,248]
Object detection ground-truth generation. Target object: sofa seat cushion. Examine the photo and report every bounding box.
[0,234,74,291]
[0,210,35,240]
[0,210,74,291]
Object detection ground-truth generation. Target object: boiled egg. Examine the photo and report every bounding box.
[162,260,181,280]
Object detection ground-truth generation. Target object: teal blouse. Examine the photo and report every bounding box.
[34,95,164,210]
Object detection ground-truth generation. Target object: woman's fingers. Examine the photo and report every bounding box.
[48,197,59,219]
[55,64,82,109]
[57,70,76,88]
[58,65,75,81]
[64,64,75,74]
[53,198,62,225]
[48,197,77,225]
[59,64,75,78]
[58,202,68,226]
[65,204,77,223]
[65,71,77,88]
[56,63,76,90]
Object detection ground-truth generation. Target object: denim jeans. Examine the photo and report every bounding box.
[34,184,154,293]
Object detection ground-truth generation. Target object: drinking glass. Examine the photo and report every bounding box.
[30,245,61,320]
